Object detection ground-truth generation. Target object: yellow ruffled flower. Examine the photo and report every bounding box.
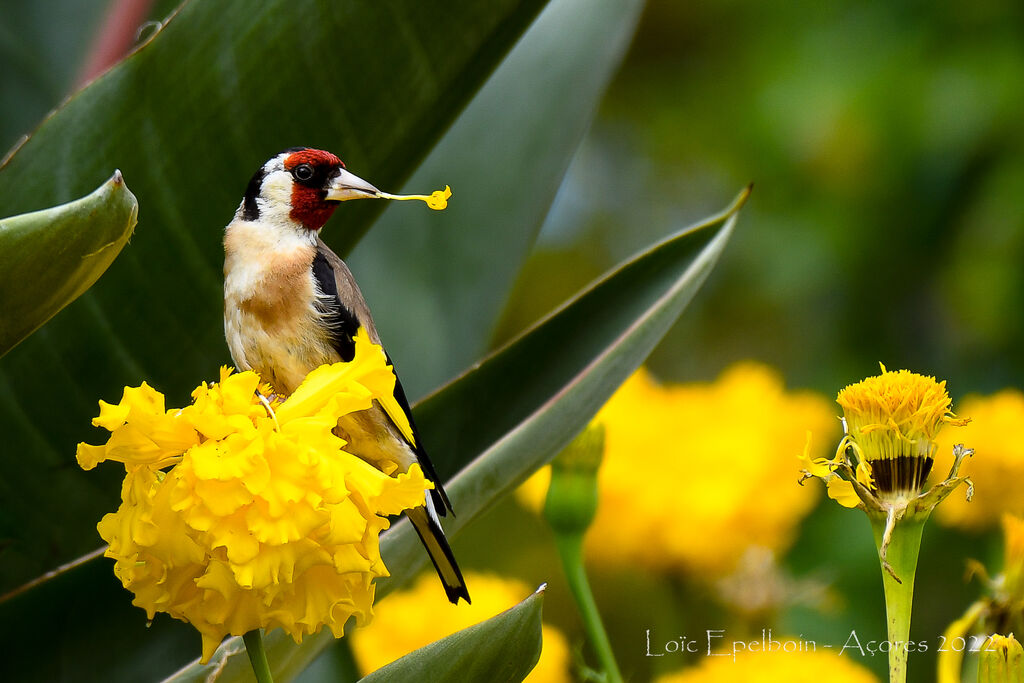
[654,645,879,683]
[77,333,431,664]
[933,390,1024,530]
[351,573,571,682]
[520,363,837,576]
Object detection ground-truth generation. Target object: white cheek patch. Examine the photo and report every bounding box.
[258,171,298,225]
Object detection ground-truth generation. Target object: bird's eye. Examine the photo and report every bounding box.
[293,164,314,182]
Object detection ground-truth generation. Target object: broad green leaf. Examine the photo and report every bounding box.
[0,171,137,357]
[0,0,549,597]
[358,586,545,683]
[0,1,104,152]
[160,189,746,682]
[0,549,197,683]
[381,188,748,585]
[352,0,645,398]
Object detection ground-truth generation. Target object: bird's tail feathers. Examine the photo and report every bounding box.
[427,483,454,518]
[406,498,470,604]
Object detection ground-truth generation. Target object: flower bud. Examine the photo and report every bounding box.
[543,423,605,536]
[978,634,1024,683]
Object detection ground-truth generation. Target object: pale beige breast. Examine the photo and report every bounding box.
[223,221,339,394]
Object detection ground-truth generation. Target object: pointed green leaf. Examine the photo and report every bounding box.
[0,172,136,357]
[159,189,745,681]
[358,586,545,683]
[380,188,748,589]
[353,0,645,397]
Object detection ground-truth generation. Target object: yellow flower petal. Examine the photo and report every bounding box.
[855,460,875,489]
[799,432,836,478]
[75,443,108,471]
[93,383,163,430]
[827,477,862,508]
[375,185,452,211]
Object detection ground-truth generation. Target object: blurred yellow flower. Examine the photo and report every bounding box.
[934,390,1024,530]
[77,330,431,663]
[655,646,879,683]
[520,363,837,575]
[1002,513,1024,601]
[351,573,571,682]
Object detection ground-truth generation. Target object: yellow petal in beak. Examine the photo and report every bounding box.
[325,166,453,211]
[378,185,452,210]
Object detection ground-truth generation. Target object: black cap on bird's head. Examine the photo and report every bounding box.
[240,147,380,231]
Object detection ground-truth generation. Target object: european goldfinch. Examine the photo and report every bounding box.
[223,147,468,604]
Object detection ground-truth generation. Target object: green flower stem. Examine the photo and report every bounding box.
[243,629,275,683]
[869,511,928,683]
[554,531,623,683]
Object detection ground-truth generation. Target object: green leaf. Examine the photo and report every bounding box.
[0,0,549,597]
[358,586,545,683]
[160,189,746,682]
[381,187,749,586]
[0,171,137,357]
[0,2,104,152]
[352,0,645,397]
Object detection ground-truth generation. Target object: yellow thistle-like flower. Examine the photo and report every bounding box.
[519,363,837,576]
[801,365,974,575]
[933,390,1024,530]
[350,573,571,682]
[805,366,975,683]
[654,645,879,683]
[801,364,974,512]
[76,330,431,664]
[834,363,969,500]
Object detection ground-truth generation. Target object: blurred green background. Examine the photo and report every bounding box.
[492,2,1024,681]
[3,0,1023,681]
[493,2,1024,681]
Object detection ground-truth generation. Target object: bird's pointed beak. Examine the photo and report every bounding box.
[324,168,381,202]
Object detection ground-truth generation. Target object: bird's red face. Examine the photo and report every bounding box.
[240,147,381,231]
[283,149,346,230]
